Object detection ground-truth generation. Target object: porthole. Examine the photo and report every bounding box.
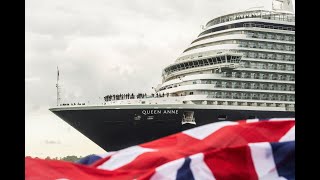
[248,115,257,119]
[218,115,227,121]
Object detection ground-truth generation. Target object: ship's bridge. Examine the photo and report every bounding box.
[162,51,242,82]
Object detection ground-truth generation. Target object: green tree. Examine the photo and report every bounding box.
[60,155,82,162]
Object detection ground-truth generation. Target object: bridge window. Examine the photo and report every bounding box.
[220,56,225,62]
[227,55,231,62]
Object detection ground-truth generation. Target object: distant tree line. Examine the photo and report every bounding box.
[26,155,84,162]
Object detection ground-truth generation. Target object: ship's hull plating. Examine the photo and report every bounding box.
[51,106,294,151]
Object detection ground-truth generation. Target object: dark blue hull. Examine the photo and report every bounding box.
[51,108,294,151]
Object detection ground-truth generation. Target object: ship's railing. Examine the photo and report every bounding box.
[104,91,294,103]
[103,93,174,101]
[159,81,295,92]
[57,94,294,112]
[59,102,86,106]
[245,32,295,42]
[205,10,295,28]
[176,49,241,62]
[220,72,295,81]
[163,63,241,82]
[57,85,294,107]
[206,95,294,102]
[57,95,183,107]
[57,93,183,107]
[103,93,295,103]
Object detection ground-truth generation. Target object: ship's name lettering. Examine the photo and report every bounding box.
[142,110,178,115]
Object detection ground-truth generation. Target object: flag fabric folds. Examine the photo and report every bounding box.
[26,118,295,180]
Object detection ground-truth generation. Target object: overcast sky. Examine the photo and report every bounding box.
[25,0,295,158]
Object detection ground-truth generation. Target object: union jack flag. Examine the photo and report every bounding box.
[26,118,295,180]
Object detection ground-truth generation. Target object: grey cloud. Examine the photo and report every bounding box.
[26,1,121,37]
[26,33,69,53]
[27,0,274,110]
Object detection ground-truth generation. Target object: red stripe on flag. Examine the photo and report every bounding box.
[25,157,128,180]
[202,120,295,150]
[204,145,258,180]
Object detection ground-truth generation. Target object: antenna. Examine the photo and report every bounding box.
[56,66,61,106]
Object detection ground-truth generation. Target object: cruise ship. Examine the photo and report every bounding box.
[50,0,295,151]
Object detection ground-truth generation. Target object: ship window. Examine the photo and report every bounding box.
[248,115,257,119]
[189,92,194,95]
[218,115,227,121]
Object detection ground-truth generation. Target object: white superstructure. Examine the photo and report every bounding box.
[154,1,295,111]
[59,0,295,113]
